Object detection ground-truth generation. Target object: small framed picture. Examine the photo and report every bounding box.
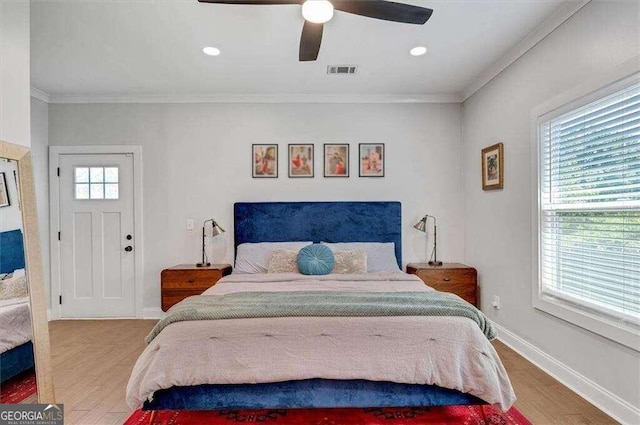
[0,172,10,207]
[359,143,384,177]
[324,144,349,177]
[481,142,504,190]
[252,144,278,178]
[288,144,314,178]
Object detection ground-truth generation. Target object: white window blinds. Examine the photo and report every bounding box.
[539,82,640,325]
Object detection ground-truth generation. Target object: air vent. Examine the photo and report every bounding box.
[327,65,358,75]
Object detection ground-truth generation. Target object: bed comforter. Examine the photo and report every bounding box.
[0,297,32,354]
[126,273,516,410]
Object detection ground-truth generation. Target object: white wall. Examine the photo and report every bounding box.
[49,102,464,310]
[462,0,640,419]
[0,1,30,147]
[0,159,22,232]
[31,97,49,302]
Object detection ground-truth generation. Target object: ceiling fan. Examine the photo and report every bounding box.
[197,0,433,61]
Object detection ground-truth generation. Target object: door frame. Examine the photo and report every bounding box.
[49,145,144,319]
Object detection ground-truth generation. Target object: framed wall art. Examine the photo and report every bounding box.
[0,172,10,207]
[481,142,504,190]
[359,143,384,177]
[252,144,278,178]
[324,144,349,177]
[288,144,314,178]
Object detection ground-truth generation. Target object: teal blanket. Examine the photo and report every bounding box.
[146,291,495,343]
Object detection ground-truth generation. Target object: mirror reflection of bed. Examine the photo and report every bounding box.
[0,158,36,403]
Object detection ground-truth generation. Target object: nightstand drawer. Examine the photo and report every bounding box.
[162,290,202,311]
[426,281,477,305]
[161,270,222,290]
[415,269,476,286]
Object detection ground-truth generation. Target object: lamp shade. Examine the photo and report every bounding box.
[211,221,225,237]
[413,217,427,232]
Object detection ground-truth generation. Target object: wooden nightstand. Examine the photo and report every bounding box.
[161,264,232,311]
[406,263,478,307]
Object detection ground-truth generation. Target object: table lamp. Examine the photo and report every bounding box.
[196,218,225,267]
[413,214,442,266]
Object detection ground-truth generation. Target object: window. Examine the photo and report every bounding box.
[536,77,639,349]
[74,167,119,200]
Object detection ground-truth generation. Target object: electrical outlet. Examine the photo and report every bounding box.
[492,296,501,310]
[186,219,194,231]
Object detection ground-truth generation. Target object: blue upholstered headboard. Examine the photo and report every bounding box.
[234,202,402,267]
[0,229,26,274]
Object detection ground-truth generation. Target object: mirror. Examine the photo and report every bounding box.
[0,141,54,403]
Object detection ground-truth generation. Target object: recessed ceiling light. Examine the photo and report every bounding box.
[203,47,221,56]
[410,46,427,56]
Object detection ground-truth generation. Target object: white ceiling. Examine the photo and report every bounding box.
[31,0,570,100]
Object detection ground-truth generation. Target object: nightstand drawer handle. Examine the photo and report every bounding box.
[443,278,450,282]
[187,279,195,283]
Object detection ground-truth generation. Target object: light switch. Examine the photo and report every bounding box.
[186,219,194,231]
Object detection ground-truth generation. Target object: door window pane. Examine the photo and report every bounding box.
[90,167,104,183]
[104,167,119,183]
[90,184,104,199]
[75,183,89,199]
[75,167,89,183]
[105,184,119,200]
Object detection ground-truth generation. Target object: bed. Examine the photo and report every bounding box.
[127,201,515,412]
[0,229,34,383]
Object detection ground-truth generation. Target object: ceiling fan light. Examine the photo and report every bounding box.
[410,46,427,56]
[302,0,334,24]
[202,47,221,56]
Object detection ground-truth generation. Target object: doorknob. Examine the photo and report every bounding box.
[126,234,132,240]
[124,246,133,252]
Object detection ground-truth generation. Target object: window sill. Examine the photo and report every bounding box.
[533,293,640,352]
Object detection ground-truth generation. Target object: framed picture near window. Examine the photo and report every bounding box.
[288,144,314,178]
[0,172,10,207]
[252,144,278,178]
[359,143,384,177]
[324,144,349,177]
[481,142,504,190]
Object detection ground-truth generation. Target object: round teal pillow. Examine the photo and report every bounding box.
[297,243,335,275]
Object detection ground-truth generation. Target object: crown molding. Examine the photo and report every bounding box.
[47,93,463,104]
[30,87,50,103]
[462,0,591,101]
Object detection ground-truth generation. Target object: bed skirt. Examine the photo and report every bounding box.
[143,379,483,410]
[0,341,34,383]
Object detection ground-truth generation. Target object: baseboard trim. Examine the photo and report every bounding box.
[494,322,640,425]
[142,307,164,320]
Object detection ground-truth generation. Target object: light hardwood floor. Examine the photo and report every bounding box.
[48,320,616,425]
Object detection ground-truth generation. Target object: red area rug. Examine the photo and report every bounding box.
[0,369,37,404]
[125,405,531,425]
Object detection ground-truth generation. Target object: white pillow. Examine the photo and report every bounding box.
[321,242,401,273]
[235,242,312,274]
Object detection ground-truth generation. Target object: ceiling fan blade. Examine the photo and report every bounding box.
[299,21,323,62]
[332,0,433,25]
[197,0,301,5]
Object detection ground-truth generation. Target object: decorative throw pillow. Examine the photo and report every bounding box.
[235,242,312,274]
[333,249,367,274]
[267,249,300,273]
[321,242,400,273]
[297,244,335,275]
[0,275,28,300]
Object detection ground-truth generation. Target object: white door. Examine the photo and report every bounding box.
[58,154,135,317]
